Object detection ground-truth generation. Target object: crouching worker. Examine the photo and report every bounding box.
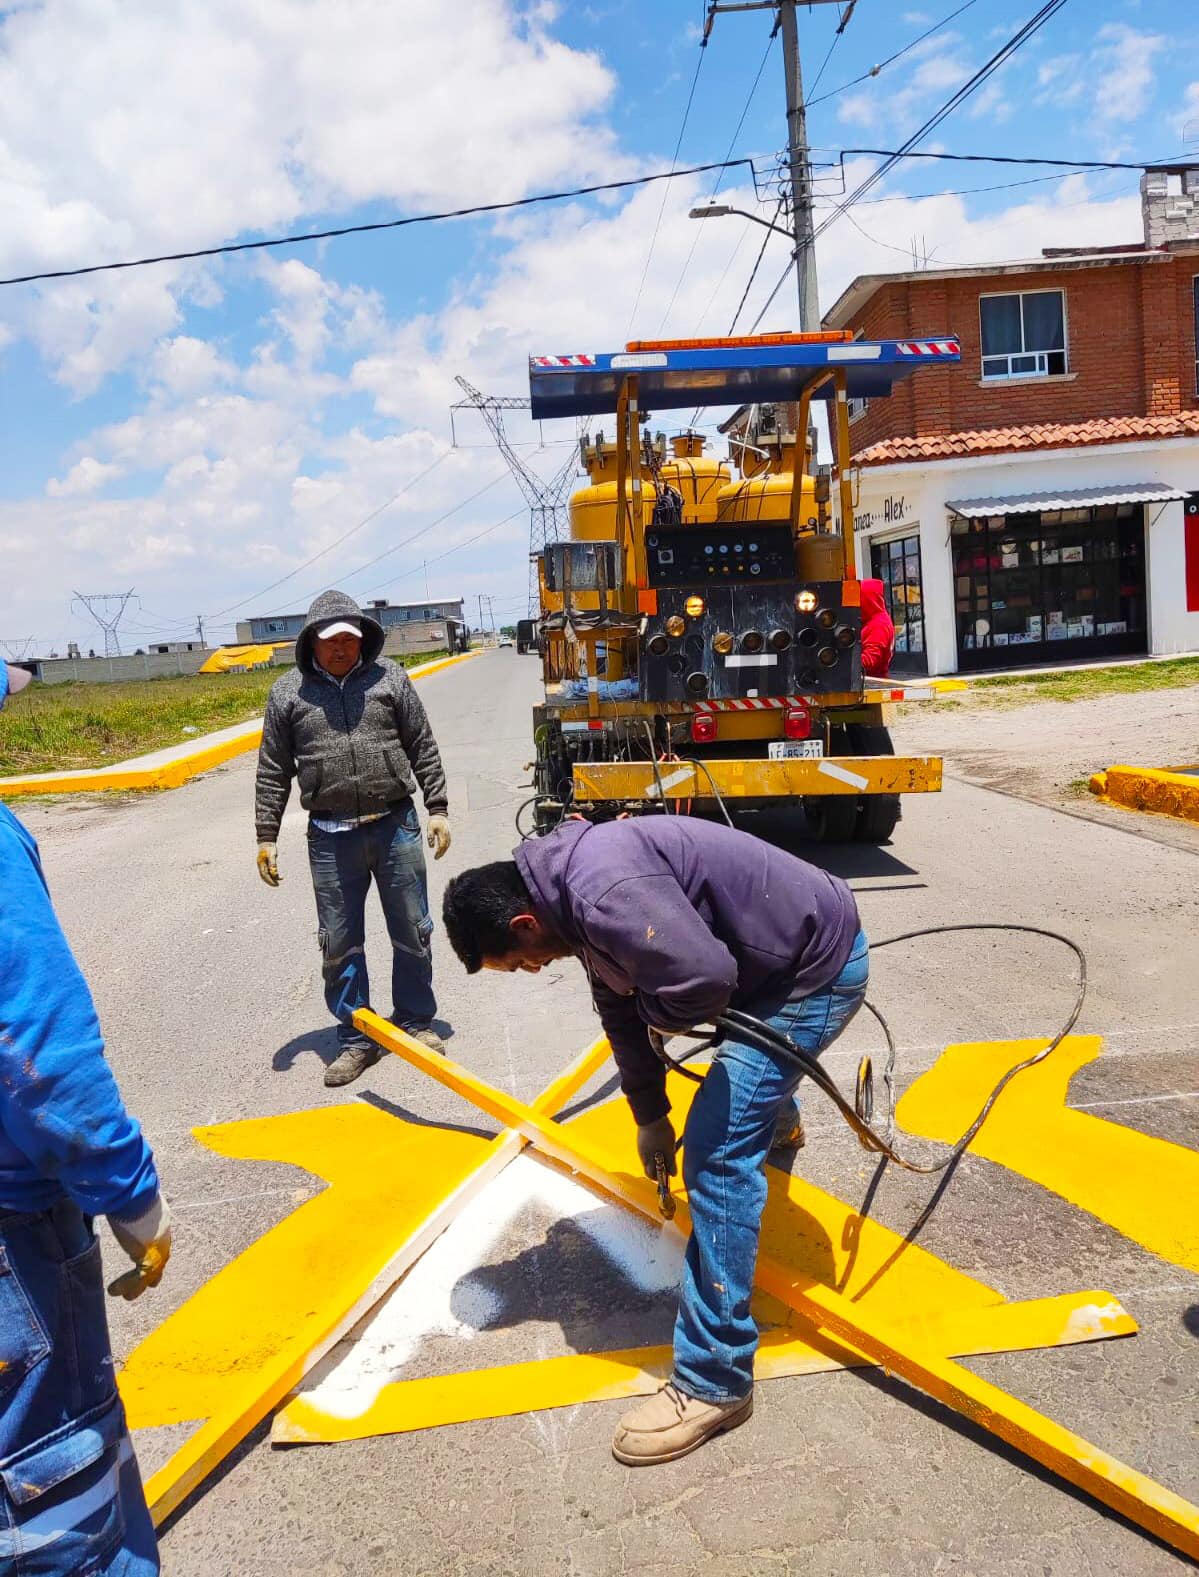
[442,815,867,1466]
[0,662,167,1573]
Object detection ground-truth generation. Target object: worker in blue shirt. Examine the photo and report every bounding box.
[0,660,169,1574]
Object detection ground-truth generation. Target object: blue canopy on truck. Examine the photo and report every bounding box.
[528,336,961,420]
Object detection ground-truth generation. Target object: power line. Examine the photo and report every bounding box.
[657,26,778,333]
[805,0,857,101]
[209,450,451,618]
[625,36,710,336]
[0,156,756,289]
[264,471,511,616]
[835,146,1181,173]
[366,506,527,601]
[748,0,1074,328]
[806,0,983,109]
[728,197,788,333]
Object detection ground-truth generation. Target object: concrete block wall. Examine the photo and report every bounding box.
[33,650,212,686]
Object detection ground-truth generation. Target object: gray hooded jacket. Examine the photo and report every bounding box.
[254,590,448,842]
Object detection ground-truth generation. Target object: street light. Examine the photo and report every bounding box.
[688,204,797,246]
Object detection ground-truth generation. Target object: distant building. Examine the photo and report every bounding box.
[235,597,466,644]
[143,639,206,654]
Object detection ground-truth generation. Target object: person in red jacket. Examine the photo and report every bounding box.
[860,578,895,678]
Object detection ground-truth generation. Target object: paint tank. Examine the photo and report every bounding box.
[658,433,731,525]
[715,466,819,531]
[569,438,657,542]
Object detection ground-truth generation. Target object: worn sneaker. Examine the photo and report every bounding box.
[404,1025,447,1055]
[323,1043,382,1087]
[612,1382,753,1466]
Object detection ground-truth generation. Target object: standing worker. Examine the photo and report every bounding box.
[442,815,867,1465]
[860,577,896,678]
[255,590,453,1087]
[0,660,168,1574]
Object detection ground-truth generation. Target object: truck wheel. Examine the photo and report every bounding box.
[804,725,858,843]
[846,723,900,844]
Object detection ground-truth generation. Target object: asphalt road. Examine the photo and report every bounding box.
[22,650,1199,1576]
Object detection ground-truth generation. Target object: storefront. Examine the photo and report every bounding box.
[949,498,1147,671]
[848,436,1199,676]
[869,531,928,675]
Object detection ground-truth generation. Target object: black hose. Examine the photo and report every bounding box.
[659,923,1087,1175]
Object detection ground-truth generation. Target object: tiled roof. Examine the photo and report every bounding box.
[853,411,1199,467]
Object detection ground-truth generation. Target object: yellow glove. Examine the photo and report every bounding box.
[108,1195,172,1301]
[427,814,451,861]
[256,841,280,886]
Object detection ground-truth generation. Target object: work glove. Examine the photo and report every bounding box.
[635,1116,677,1181]
[256,841,280,886]
[107,1195,172,1301]
[427,814,451,861]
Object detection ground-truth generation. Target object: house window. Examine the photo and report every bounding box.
[264,619,287,634]
[980,289,1067,380]
[847,396,869,424]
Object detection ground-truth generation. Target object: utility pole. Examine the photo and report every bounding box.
[196,613,206,648]
[705,0,851,330]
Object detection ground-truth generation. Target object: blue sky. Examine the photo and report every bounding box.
[0,0,1195,654]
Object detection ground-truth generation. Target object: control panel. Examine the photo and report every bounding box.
[645,525,794,588]
[639,583,861,702]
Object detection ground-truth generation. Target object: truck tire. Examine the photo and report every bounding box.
[803,725,859,843]
[846,722,900,844]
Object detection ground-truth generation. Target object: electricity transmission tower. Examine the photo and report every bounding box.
[0,637,34,660]
[72,590,138,657]
[451,376,578,615]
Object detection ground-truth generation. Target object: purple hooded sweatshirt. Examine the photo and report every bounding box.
[514,817,860,1125]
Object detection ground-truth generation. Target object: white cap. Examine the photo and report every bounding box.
[316,620,362,639]
[4,663,32,696]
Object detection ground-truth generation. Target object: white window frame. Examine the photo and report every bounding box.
[979,287,1068,382]
[847,395,869,424]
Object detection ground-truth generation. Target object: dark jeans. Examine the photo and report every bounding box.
[0,1201,158,1574]
[307,801,437,1048]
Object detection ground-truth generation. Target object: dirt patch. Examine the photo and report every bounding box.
[893,683,1199,853]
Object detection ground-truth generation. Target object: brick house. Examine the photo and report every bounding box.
[822,169,1199,674]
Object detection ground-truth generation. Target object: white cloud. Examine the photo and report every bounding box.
[45,456,123,498]
[150,336,238,399]
[0,0,621,389]
[1091,23,1164,123]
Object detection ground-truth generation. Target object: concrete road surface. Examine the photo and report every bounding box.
[20,650,1198,1576]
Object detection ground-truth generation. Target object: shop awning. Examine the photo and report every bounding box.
[945,482,1187,519]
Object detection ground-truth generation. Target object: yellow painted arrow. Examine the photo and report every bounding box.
[356,1010,1199,1564]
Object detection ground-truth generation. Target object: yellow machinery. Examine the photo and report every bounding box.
[524,331,961,843]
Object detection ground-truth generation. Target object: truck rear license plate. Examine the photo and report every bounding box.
[768,740,824,760]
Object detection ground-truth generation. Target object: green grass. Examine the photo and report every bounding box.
[966,654,1199,707]
[0,652,447,775]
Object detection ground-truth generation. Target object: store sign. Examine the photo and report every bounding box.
[855,494,909,532]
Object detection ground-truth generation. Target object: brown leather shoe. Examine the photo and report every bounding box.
[612,1382,753,1466]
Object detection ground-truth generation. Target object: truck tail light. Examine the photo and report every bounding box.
[691,713,717,744]
[784,704,812,740]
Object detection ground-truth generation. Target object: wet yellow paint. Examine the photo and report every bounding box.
[274,1291,1136,1444]
[897,1036,1199,1275]
[120,1104,493,1430]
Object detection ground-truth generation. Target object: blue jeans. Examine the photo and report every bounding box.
[673,928,869,1403]
[0,1202,159,1575]
[308,802,437,1048]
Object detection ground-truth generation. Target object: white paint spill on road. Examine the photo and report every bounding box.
[297,1152,683,1419]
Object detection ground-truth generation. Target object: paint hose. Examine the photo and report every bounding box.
[657,923,1087,1176]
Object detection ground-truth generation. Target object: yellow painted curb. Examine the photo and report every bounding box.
[0,649,480,798]
[1088,764,1199,825]
[924,677,969,693]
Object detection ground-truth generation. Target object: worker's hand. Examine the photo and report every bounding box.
[256,841,280,886]
[635,1116,677,1181]
[427,814,451,861]
[107,1195,172,1301]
